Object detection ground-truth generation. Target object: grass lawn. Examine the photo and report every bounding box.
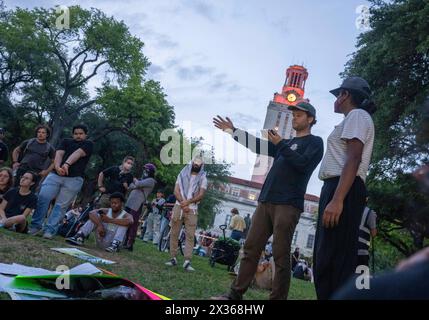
[0,229,316,300]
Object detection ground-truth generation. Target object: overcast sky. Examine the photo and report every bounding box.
[7,0,370,196]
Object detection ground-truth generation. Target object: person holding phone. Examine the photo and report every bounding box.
[211,101,324,300]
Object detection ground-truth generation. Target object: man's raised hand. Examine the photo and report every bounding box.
[213,115,234,132]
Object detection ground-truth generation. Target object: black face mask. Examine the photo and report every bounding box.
[191,165,201,173]
[142,169,150,178]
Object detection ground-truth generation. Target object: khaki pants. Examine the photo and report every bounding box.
[230,202,301,300]
[170,204,198,260]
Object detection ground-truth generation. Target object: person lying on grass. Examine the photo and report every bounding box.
[0,171,37,233]
[66,192,133,253]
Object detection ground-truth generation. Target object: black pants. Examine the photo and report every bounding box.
[313,176,366,300]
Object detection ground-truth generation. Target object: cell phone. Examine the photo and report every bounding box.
[98,210,106,215]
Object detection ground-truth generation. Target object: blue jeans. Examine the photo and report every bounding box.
[160,216,169,236]
[231,230,244,241]
[30,173,84,234]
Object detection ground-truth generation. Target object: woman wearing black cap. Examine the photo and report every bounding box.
[314,76,376,300]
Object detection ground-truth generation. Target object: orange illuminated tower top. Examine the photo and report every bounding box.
[251,64,309,184]
[273,65,308,106]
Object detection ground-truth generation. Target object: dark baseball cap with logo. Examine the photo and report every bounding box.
[330,76,371,99]
[288,101,316,118]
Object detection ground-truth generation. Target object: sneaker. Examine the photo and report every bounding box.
[105,240,121,253]
[27,228,43,236]
[66,232,85,246]
[42,232,54,240]
[210,291,242,300]
[165,258,177,267]
[183,260,195,272]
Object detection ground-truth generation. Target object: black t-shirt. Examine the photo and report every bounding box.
[102,166,134,194]
[0,186,10,205]
[57,139,93,178]
[3,187,37,218]
[258,134,324,211]
[0,141,8,162]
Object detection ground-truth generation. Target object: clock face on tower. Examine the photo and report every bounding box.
[287,93,297,102]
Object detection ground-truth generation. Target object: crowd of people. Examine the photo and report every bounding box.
[0,123,208,273]
[1,75,428,300]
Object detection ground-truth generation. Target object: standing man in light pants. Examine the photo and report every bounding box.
[28,124,93,239]
[165,157,207,272]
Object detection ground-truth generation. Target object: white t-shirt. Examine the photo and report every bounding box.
[319,109,375,182]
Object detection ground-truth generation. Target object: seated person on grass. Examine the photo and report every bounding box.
[66,192,133,253]
[0,171,37,233]
[0,167,14,200]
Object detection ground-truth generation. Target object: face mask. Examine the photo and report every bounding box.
[143,169,154,178]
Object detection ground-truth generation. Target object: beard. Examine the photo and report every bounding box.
[191,165,201,173]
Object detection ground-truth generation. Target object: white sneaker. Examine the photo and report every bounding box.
[43,232,54,240]
[165,258,177,267]
[183,260,195,272]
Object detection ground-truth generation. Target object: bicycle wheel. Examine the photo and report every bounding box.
[179,238,185,256]
[158,225,171,252]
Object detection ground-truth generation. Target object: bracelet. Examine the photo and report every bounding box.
[64,162,71,167]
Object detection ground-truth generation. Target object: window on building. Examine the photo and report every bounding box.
[292,231,298,245]
[282,113,290,137]
[306,234,315,249]
[231,187,240,197]
[248,192,256,201]
[225,214,232,226]
[275,112,282,128]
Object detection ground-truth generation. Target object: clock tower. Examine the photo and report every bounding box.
[251,65,309,184]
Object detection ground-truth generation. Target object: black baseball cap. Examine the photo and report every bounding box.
[330,76,371,99]
[288,101,316,118]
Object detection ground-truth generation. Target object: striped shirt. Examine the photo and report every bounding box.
[319,109,374,182]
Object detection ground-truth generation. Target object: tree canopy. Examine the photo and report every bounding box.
[343,0,429,255]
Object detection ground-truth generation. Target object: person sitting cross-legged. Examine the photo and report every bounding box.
[66,192,133,253]
[0,171,38,233]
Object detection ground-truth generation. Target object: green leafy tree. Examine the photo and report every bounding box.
[0,5,148,145]
[343,0,429,256]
